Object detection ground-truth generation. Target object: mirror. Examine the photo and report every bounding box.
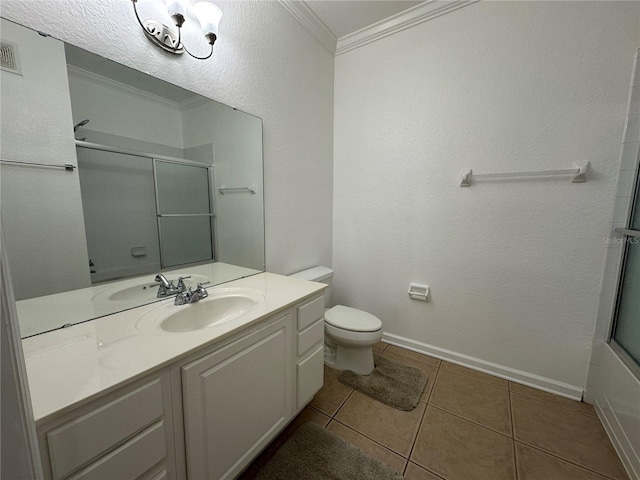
[1,21,265,338]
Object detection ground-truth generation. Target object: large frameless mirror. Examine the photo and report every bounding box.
[1,20,265,338]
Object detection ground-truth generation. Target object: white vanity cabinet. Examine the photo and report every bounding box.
[181,312,293,480]
[178,293,325,479]
[31,288,326,480]
[36,369,176,480]
[295,295,325,410]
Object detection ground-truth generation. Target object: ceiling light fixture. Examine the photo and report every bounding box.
[132,0,222,60]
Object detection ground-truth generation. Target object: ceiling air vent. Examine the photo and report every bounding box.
[1,40,22,75]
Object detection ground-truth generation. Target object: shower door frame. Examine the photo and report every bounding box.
[608,162,640,380]
[152,157,218,269]
[76,141,219,274]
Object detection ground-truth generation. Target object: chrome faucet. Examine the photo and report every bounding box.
[154,274,178,298]
[155,274,193,298]
[174,282,210,306]
[176,276,191,292]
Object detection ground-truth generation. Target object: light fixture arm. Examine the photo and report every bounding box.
[182,37,214,60]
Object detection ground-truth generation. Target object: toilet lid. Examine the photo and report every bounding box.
[325,305,382,332]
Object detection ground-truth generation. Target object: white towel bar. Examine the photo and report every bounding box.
[459,162,589,187]
[218,185,257,194]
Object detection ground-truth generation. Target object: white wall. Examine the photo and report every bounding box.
[182,100,265,270]
[333,1,639,390]
[586,50,640,478]
[0,0,335,277]
[0,19,91,300]
[67,69,185,149]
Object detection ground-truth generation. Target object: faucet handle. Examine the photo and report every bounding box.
[174,288,192,306]
[176,276,191,292]
[195,282,209,299]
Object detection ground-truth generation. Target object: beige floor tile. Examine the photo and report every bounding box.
[374,341,388,351]
[404,462,444,479]
[429,369,512,436]
[440,361,508,389]
[511,394,628,480]
[411,406,516,480]
[381,350,439,403]
[309,365,353,416]
[385,345,441,367]
[515,442,612,480]
[327,420,407,473]
[373,346,384,356]
[509,382,597,417]
[335,390,426,457]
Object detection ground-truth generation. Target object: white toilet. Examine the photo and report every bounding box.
[290,267,383,375]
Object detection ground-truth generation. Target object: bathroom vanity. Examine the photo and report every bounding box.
[22,273,326,480]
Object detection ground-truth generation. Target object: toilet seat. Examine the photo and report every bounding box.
[325,305,382,332]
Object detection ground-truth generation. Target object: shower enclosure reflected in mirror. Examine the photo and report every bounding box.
[0,25,265,338]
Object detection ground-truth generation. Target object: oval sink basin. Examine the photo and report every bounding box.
[136,288,265,333]
[94,274,210,303]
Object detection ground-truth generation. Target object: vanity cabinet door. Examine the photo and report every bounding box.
[36,369,175,480]
[181,313,292,480]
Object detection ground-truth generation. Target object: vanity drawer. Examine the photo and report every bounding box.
[297,318,324,356]
[297,295,324,331]
[68,422,166,480]
[296,344,324,409]
[46,379,164,480]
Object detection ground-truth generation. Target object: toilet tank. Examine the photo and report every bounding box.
[289,266,333,307]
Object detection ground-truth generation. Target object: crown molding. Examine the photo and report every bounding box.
[335,0,479,56]
[179,95,213,111]
[67,65,181,111]
[278,0,337,55]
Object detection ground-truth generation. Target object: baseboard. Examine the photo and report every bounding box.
[595,396,640,480]
[382,332,584,401]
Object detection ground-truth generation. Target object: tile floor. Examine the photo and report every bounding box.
[240,343,629,480]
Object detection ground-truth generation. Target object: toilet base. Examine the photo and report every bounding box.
[324,343,375,376]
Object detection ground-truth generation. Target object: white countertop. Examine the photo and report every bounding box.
[17,262,261,338]
[22,273,326,424]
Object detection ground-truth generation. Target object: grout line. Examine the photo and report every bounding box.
[409,458,447,479]
[514,440,622,480]
[428,369,513,438]
[428,404,514,441]
[404,461,446,479]
[331,417,409,459]
[406,390,431,463]
[307,404,331,425]
[509,390,598,419]
[424,366,441,405]
[510,391,519,479]
[332,388,355,419]
[408,368,443,478]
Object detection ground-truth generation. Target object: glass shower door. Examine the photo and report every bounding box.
[611,174,640,376]
[154,160,214,268]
